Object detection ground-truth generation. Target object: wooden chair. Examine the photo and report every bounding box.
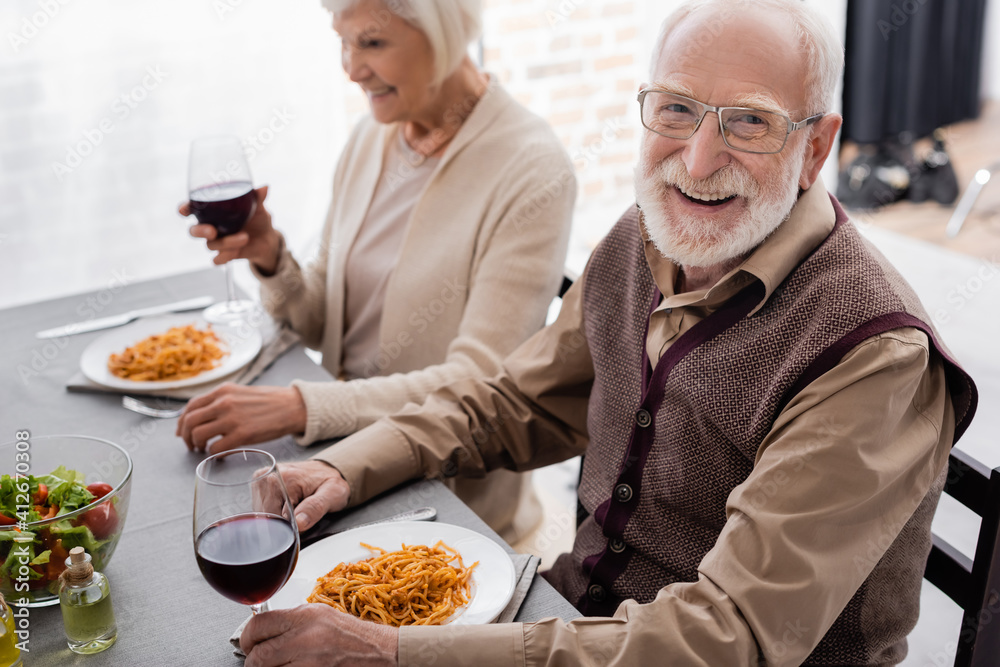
[923,447,1000,666]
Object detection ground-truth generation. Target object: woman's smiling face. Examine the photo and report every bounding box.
[333,0,438,126]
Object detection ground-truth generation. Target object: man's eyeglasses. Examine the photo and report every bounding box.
[637,88,825,155]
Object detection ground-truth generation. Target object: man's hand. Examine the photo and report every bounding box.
[176,383,307,453]
[241,604,397,667]
[278,460,351,532]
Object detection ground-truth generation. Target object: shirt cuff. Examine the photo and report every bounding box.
[290,379,359,445]
[399,623,525,667]
[310,420,419,508]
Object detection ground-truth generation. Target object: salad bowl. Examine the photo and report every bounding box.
[0,435,132,607]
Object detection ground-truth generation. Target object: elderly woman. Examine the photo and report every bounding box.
[176,0,574,545]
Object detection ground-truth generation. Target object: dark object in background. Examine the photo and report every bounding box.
[838,130,960,210]
[837,143,911,210]
[836,0,983,211]
[907,131,959,205]
[842,0,986,144]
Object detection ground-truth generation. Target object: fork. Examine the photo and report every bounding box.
[122,396,186,419]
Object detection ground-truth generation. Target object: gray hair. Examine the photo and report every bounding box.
[323,0,482,84]
[651,0,843,115]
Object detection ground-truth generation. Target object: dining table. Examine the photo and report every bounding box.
[0,267,582,666]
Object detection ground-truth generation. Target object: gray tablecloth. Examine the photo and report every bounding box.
[0,269,580,666]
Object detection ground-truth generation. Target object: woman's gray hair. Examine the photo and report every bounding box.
[323,0,482,84]
[651,0,844,115]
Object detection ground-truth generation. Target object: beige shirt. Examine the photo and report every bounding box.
[341,131,440,380]
[316,183,955,666]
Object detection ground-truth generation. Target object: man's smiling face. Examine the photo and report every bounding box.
[636,8,819,268]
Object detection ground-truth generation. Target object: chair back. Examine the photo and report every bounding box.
[923,447,1000,666]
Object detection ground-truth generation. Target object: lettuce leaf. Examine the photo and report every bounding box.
[36,467,94,516]
[0,475,40,521]
[48,522,106,555]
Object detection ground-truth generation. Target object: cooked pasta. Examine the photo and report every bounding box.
[107,324,227,382]
[307,541,478,626]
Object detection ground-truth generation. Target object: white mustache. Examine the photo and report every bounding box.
[652,155,760,200]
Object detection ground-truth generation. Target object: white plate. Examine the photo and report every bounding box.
[79,314,262,391]
[270,521,516,625]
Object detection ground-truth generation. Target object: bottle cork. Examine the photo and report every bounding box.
[59,547,94,588]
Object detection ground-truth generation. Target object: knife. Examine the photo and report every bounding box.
[300,506,437,550]
[35,296,215,339]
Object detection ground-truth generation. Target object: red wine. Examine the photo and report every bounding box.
[189,181,255,237]
[195,513,298,605]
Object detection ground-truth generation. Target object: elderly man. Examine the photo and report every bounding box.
[241,0,977,665]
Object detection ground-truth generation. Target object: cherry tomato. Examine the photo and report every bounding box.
[86,483,114,500]
[0,515,15,526]
[79,503,118,540]
[33,484,48,505]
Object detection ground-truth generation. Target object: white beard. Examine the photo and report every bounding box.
[634,145,805,268]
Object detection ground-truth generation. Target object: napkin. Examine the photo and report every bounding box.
[66,324,301,400]
[229,553,541,658]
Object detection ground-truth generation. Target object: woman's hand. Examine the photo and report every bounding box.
[241,604,397,667]
[176,383,307,453]
[179,185,283,274]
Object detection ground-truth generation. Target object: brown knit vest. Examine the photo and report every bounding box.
[545,197,977,665]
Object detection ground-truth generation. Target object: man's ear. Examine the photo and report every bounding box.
[798,114,843,190]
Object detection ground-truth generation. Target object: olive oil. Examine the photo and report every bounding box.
[0,593,22,667]
[59,547,117,654]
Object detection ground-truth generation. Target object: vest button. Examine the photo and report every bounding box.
[608,537,626,553]
[588,584,606,602]
[635,409,651,428]
[614,483,633,503]
[663,308,672,315]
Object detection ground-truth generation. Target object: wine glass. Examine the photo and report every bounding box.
[188,135,258,325]
[193,449,299,615]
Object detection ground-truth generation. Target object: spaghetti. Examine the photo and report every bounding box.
[307,541,478,626]
[107,324,227,382]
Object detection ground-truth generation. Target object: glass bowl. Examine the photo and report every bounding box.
[0,435,132,607]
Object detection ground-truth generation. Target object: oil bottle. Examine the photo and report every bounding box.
[0,592,22,667]
[58,546,117,654]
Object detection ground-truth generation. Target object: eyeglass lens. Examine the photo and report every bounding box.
[641,91,788,154]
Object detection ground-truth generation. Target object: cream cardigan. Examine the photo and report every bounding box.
[255,81,576,542]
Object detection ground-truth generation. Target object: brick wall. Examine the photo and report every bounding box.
[482,0,645,268]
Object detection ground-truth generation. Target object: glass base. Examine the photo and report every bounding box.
[67,628,116,655]
[204,299,257,325]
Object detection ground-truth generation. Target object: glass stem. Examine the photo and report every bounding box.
[225,262,237,306]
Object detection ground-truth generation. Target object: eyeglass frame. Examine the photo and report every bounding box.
[636,87,825,155]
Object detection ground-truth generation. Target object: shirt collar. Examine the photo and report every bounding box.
[641,180,837,314]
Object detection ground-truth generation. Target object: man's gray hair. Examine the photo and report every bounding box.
[323,0,482,84]
[651,0,844,115]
